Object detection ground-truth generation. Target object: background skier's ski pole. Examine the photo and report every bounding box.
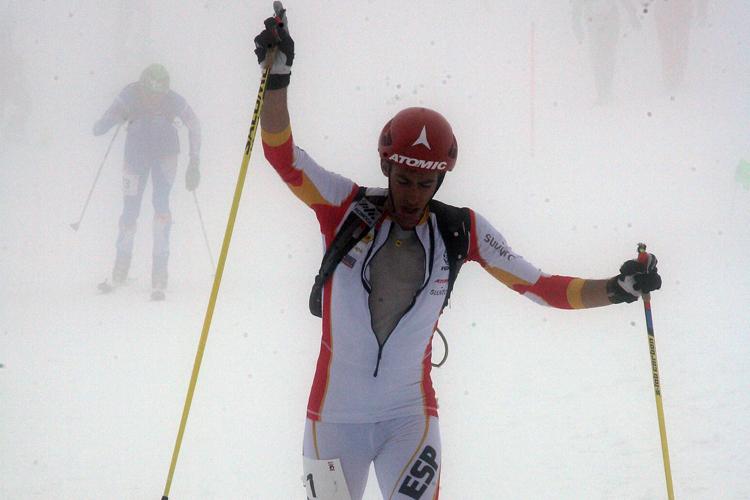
[70,122,122,231]
[638,242,675,500]
[192,190,216,273]
[159,26,280,500]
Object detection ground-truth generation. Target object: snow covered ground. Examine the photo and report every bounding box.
[2,1,749,498]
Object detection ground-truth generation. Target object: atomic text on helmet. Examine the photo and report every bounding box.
[388,154,448,171]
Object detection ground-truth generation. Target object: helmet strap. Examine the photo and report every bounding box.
[385,172,396,214]
[434,173,446,194]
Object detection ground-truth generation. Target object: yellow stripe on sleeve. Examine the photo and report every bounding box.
[566,278,586,309]
[289,174,330,207]
[484,265,533,289]
[261,125,292,147]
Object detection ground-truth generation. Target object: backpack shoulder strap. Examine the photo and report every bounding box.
[429,199,471,312]
[309,187,384,317]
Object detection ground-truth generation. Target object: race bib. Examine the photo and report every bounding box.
[123,173,140,196]
[302,457,351,500]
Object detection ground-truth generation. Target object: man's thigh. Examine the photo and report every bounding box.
[303,419,375,500]
[373,415,441,500]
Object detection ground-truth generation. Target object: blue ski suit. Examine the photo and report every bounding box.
[94,82,200,287]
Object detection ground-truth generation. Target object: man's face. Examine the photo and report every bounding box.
[386,163,441,229]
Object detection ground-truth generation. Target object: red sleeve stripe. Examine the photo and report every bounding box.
[262,128,301,186]
[513,275,585,309]
[312,185,360,238]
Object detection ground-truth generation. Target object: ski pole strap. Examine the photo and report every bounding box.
[309,188,383,317]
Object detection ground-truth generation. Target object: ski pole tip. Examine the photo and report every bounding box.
[70,222,80,231]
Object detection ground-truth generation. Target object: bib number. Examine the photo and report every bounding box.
[302,457,351,500]
[122,172,140,196]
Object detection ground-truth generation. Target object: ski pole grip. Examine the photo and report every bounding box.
[637,242,648,263]
[273,1,285,16]
[273,1,287,39]
[636,242,651,301]
[263,2,286,68]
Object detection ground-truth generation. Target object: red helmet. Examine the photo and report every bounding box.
[378,107,458,173]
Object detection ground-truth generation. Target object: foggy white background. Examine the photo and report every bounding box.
[1,0,749,498]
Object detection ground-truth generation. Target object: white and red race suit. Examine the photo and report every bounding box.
[262,125,590,425]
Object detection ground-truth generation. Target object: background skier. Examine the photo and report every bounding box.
[93,63,201,301]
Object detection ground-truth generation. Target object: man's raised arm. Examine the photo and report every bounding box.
[254,9,293,134]
[261,88,290,134]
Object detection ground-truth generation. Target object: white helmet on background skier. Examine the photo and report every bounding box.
[139,63,170,94]
[378,107,458,175]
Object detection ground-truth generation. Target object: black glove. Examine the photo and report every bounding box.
[254,10,294,90]
[607,253,662,303]
[185,157,200,191]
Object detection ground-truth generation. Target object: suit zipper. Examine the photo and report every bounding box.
[369,219,435,377]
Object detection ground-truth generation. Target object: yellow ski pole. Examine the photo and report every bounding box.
[160,57,274,500]
[637,243,675,500]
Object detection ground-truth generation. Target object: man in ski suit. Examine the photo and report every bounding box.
[93,64,201,301]
[254,10,661,500]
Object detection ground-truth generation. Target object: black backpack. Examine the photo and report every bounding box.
[309,187,471,318]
